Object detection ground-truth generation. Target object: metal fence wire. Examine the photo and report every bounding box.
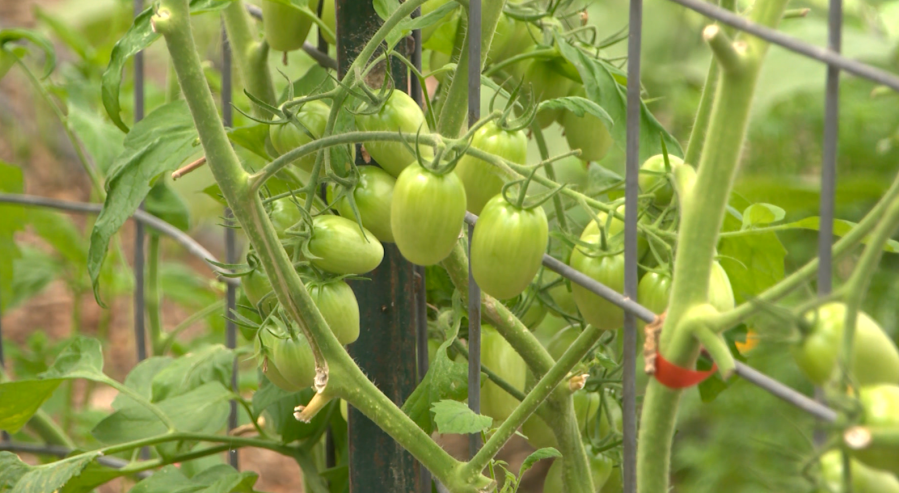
[4,0,899,491]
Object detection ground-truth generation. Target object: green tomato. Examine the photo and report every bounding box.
[792,303,899,387]
[269,100,331,174]
[243,267,278,316]
[261,0,314,52]
[480,324,527,423]
[272,334,316,390]
[638,154,685,206]
[525,58,574,128]
[543,451,614,493]
[307,215,384,274]
[546,325,580,361]
[819,449,899,493]
[519,299,548,328]
[593,396,624,440]
[339,398,348,422]
[270,198,304,236]
[542,270,578,317]
[255,326,303,392]
[471,195,548,300]
[852,384,899,476]
[532,313,570,346]
[637,272,671,324]
[308,280,360,345]
[320,0,336,45]
[709,261,735,313]
[521,387,600,450]
[488,15,539,64]
[391,165,467,266]
[562,88,614,163]
[331,166,397,243]
[601,467,623,493]
[355,90,431,178]
[579,205,649,259]
[454,121,527,215]
[570,239,625,331]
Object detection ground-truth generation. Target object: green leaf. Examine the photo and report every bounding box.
[28,209,87,266]
[741,203,786,229]
[518,447,561,478]
[0,379,62,433]
[130,466,190,493]
[88,100,200,305]
[66,99,125,173]
[112,356,174,410]
[252,379,332,443]
[146,180,191,232]
[718,201,787,305]
[227,124,271,160]
[129,463,256,493]
[59,462,125,493]
[150,345,234,402]
[0,160,25,311]
[101,0,236,131]
[8,246,63,310]
[538,97,613,127]
[431,400,493,435]
[92,382,232,444]
[783,216,899,253]
[555,38,683,162]
[3,452,99,493]
[373,0,401,21]
[39,336,107,382]
[386,0,458,49]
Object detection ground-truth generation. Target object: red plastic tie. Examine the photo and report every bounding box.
[653,352,717,389]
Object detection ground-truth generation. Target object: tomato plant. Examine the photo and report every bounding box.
[480,324,527,423]
[454,121,527,214]
[270,100,331,173]
[308,279,360,345]
[570,242,625,331]
[330,165,397,243]
[355,89,431,178]
[306,214,385,274]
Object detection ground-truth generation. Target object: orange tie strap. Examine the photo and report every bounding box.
[653,352,718,389]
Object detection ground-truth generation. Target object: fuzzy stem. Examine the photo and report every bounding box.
[533,122,570,234]
[147,234,163,356]
[221,0,277,117]
[27,409,76,449]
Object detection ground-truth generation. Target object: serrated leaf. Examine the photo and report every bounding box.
[431,400,492,435]
[150,345,233,401]
[0,379,62,433]
[227,124,270,160]
[7,453,99,493]
[0,160,25,311]
[112,356,173,410]
[88,100,200,305]
[0,452,30,491]
[741,203,786,229]
[519,447,561,477]
[40,336,107,382]
[538,97,613,127]
[783,216,899,253]
[556,38,683,162]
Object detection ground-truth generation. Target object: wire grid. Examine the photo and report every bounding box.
[4,0,899,489]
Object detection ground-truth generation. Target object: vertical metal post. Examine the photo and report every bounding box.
[466,0,482,460]
[0,290,7,442]
[336,2,419,491]
[133,0,147,364]
[623,0,644,489]
[222,24,239,470]
[818,0,841,296]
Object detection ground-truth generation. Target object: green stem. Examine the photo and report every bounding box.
[637,0,788,490]
[482,48,555,78]
[26,409,76,449]
[166,59,181,102]
[436,0,508,137]
[147,234,163,356]
[159,300,225,354]
[533,122,569,234]
[104,378,177,431]
[221,0,277,118]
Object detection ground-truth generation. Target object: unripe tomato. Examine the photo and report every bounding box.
[543,270,578,317]
[562,88,614,163]
[255,326,303,392]
[524,59,574,128]
[262,0,314,52]
[601,467,622,493]
[521,386,599,449]
[308,280,360,345]
[570,239,625,331]
[454,121,526,214]
[488,15,539,64]
[243,267,278,316]
[330,166,397,243]
[791,303,899,387]
[391,165,467,265]
[355,90,431,178]
[320,0,336,45]
[818,449,899,493]
[272,334,316,390]
[637,272,671,323]
[519,299,548,328]
[543,451,614,493]
[307,215,384,274]
[593,396,624,441]
[580,205,649,259]
[471,195,548,300]
[852,384,899,475]
[480,324,527,423]
[270,100,330,174]
[532,313,569,347]
[270,198,304,236]
[638,154,685,207]
[708,261,735,313]
[546,325,580,361]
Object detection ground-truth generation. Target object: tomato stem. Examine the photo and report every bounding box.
[221,1,277,118]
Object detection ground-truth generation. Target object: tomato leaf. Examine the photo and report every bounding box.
[145,180,191,232]
[0,453,30,491]
[8,247,62,310]
[40,336,107,382]
[150,345,234,402]
[373,0,401,22]
[519,447,561,478]
[112,357,174,410]
[0,452,99,493]
[741,203,786,230]
[88,100,200,306]
[0,160,25,311]
[129,464,257,493]
[718,201,787,305]
[782,216,899,253]
[66,99,125,173]
[0,380,62,434]
[538,97,613,128]
[388,0,458,49]
[555,38,684,161]
[431,399,493,435]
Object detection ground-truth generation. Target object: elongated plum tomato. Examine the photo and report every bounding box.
[308,280,360,345]
[791,303,899,387]
[307,215,384,274]
[391,165,467,265]
[637,271,670,325]
[255,326,302,392]
[562,88,614,163]
[570,237,625,331]
[272,334,316,390]
[270,198,304,236]
[269,100,330,173]
[320,0,336,45]
[488,14,539,64]
[454,121,527,215]
[543,270,578,317]
[243,267,278,316]
[261,0,314,52]
[525,58,574,128]
[580,205,649,259]
[480,325,527,423]
[639,154,685,206]
[330,166,396,243]
[851,384,899,475]
[471,195,548,300]
[709,261,735,313]
[818,449,899,493]
[544,452,614,493]
[355,90,432,178]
